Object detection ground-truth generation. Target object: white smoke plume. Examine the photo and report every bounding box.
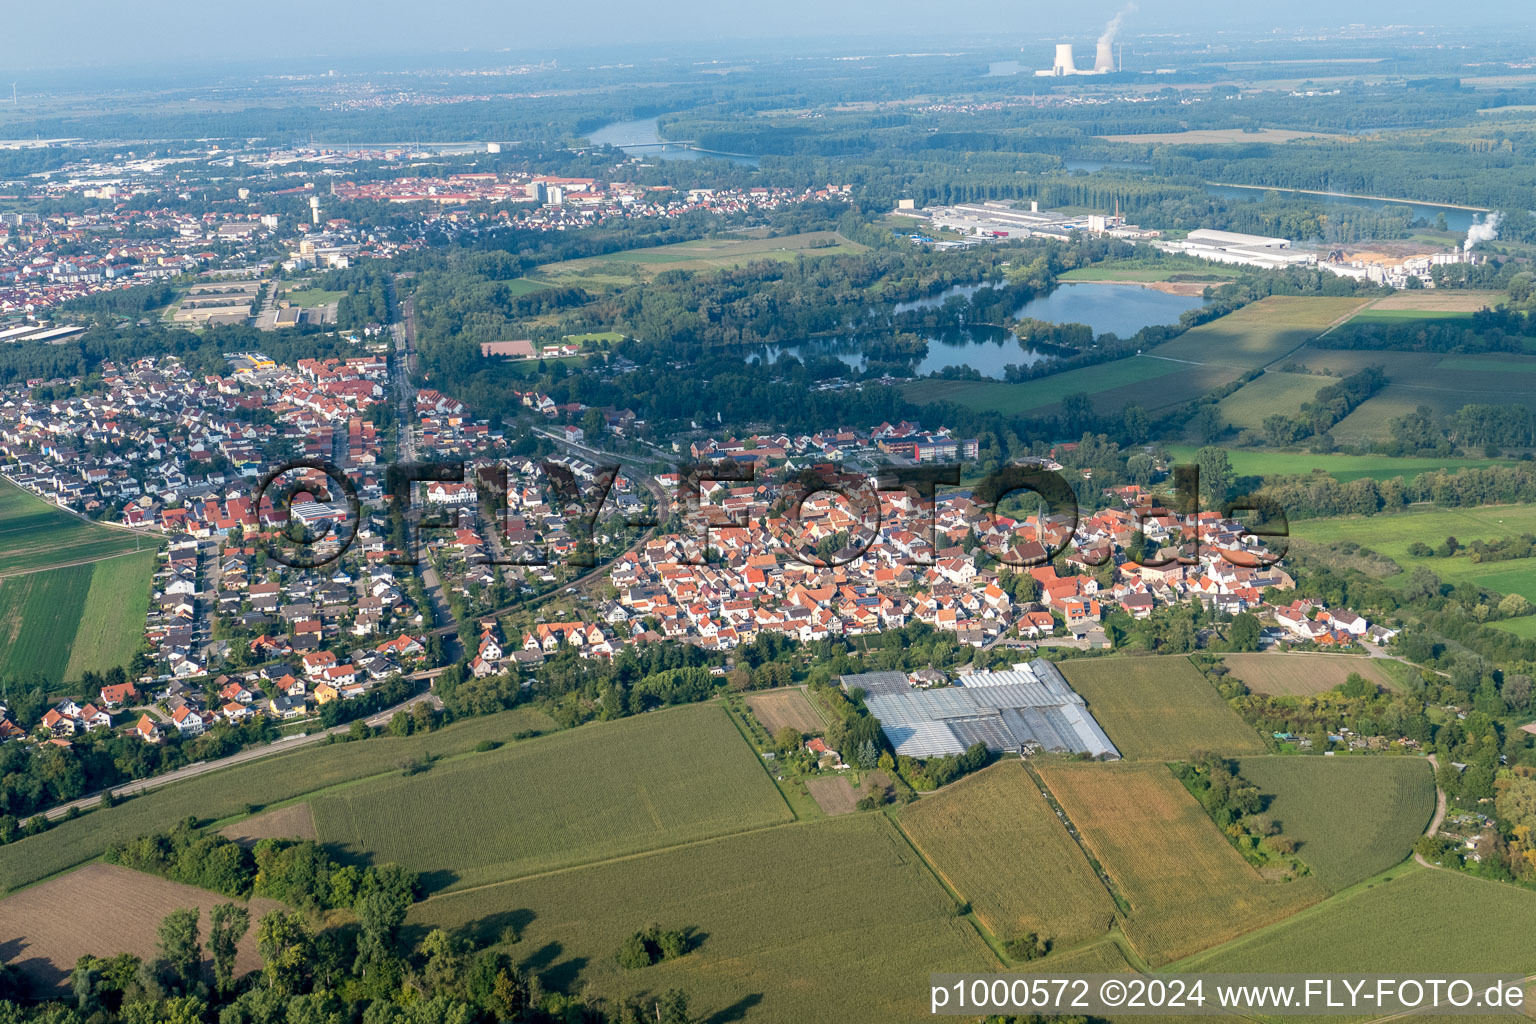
[1465,211,1502,250]
[1098,2,1138,51]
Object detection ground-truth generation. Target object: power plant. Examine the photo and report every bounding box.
[1032,4,1132,76]
[1034,39,1121,76]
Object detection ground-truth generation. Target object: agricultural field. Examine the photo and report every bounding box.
[1233,756,1434,892]
[1037,761,1326,966]
[1164,445,1502,484]
[805,775,858,815]
[1218,370,1327,431]
[0,863,282,994]
[1220,652,1402,696]
[0,562,93,682]
[533,231,865,285]
[1058,265,1246,284]
[1491,615,1536,639]
[743,688,824,736]
[61,549,158,682]
[312,704,791,892]
[217,803,318,846]
[1151,296,1371,371]
[909,296,1371,419]
[0,706,557,894]
[903,355,1207,416]
[1278,345,1536,442]
[1292,504,1536,603]
[408,814,994,1024]
[1059,657,1266,761]
[1362,289,1506,313]
[898,762,1115,947]
[0,478,146,577]
[1176,867,1536,975]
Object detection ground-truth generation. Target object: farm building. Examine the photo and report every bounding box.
[848,659,1120,759]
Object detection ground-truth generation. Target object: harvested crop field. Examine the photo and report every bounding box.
[805,775,858,815]
[408,814,993,1024]
[1365,290,1506,312]
[218,803,318,846]
[1059,656,1266,760]
[1221,652,1402,696]
[313,704,792,892]
[0,863,281,994]
[899,762,1114,947]
[744,688,824,737]
[1037,761,1325,966]
[1234,756,1433,892]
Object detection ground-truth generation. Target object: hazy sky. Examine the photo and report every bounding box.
[5,0,1524,72]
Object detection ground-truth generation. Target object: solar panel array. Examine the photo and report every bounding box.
[859,659,1120,759]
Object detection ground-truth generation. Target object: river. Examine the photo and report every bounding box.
[587,117,760,167]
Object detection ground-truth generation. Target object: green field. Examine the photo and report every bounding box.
[1059,656,1267,761]
[1176,867,1536,974]
[1491,615,1536,638]
[1234,756,1435,892]
[905,296,1365,417]
[903,355,1196,415]
[1348,307,1475,322]
[313,704,792,892]
[1218,371,1328,431]
[1292,505,1536,602]
[279,287,346,307]
[0,479,146,577]
[61,549,157,682]
[1277,347,1536,443]
[898,762,1115,947]
[534,231,867,285]
[1039,761,1325,966]
[1164,446,1503,484]
[0,707,558,893]
[0,563,93,681]
[1152,296,1370,370]
[408,814,994,1024]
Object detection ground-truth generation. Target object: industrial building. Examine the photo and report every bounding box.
[1156,229,1318,271]
[917,200,1157,242]
[840,660,1120,760]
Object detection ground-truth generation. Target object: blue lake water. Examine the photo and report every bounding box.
[759,282,1204,379]
[588,117,760,167]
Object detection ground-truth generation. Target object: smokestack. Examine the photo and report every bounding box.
[1054,43,1078,76]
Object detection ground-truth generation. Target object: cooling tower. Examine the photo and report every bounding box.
[1053,43,1078,76]
[1094,40,1115,72]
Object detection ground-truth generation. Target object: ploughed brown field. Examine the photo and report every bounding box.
[0,863,282,993]
[743,688,824,736]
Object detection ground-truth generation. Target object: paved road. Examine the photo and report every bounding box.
[40,673,446,822]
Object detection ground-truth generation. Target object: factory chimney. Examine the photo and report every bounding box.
[1053,43,1078,76]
